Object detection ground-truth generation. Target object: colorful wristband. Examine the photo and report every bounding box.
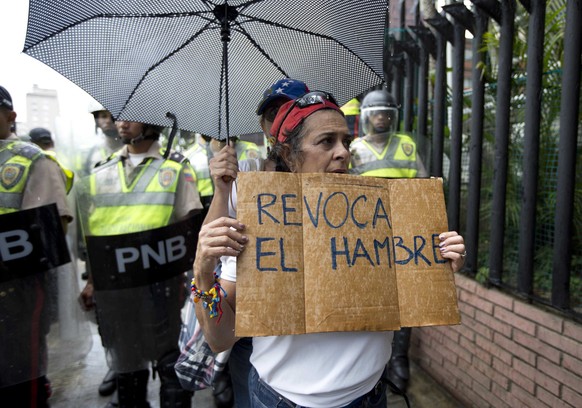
[191,274,227,322]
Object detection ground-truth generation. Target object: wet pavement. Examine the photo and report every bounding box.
[390,362,465,408]
[48,323,464,408]
[48,325,214,407]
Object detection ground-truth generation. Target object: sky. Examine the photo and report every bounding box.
[0,2,94,143]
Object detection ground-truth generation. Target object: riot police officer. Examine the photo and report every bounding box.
[72,102,126,397]
[340,97,361,138]
[1,85,89,406]
[27,127,74,194]
[82,101,124,176]
[350,89,427,178]
[77,120,202,408]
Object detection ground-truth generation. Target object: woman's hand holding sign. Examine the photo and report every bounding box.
[438,231,465,273]
[198,217,247,262]
[193,216,246,352]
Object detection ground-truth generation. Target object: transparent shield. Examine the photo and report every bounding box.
[0,206,92,387]
[75,171,201,372]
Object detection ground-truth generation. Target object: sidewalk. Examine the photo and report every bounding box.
[48,325,464,407]
[389,361,465,408]
[48,327,214,407]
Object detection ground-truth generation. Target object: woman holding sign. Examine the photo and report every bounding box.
[193,91,466,408]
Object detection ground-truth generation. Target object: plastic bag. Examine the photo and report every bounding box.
[175,297,231,391]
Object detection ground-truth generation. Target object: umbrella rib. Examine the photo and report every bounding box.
[232,22,289,78]
[236,14,384,78]
[118,20,215,118]
[238,0,268,13]
[23,11,215,51]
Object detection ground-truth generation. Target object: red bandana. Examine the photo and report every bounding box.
[270,99,344,143]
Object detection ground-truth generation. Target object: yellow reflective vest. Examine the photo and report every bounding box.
[0,140,68,214]
[43,150,74,194]
[235,140,261,161]
[341,98,361,116]
[86,155,184,236]
[184,142,213,198]
[349,133,419,178]
[185,140,261,198]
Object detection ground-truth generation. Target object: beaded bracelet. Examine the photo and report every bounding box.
[191,274,227,322]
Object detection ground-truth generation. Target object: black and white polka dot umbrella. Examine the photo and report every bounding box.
[23,0,387,139]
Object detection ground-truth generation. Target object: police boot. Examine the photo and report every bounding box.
[157,350,193,408]
[104,390,118,408]
[387,327,412,394]
[212,362,234,408]
[99,369,117,396]
[113,370,150,408]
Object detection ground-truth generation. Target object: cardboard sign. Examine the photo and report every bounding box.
[235,172,460,337]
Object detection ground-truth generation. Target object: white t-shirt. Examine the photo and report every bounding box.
[220,161,393,407]
[225,158,264,217]
[127,151,148,167]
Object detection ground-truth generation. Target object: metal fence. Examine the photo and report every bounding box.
[385,0,581,318]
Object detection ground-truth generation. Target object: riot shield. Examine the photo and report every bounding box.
[83,210,202,373]
[0,205,92,387]
[77,167,202,373]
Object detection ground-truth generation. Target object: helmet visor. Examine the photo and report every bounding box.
[361,107,398,136]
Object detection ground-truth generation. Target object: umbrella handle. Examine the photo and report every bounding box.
[164,112,178,159]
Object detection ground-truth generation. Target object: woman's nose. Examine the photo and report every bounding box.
[334,142,350,161]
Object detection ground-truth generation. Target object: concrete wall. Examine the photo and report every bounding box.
[410,273,582,408]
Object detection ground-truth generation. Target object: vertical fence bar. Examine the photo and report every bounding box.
[391,0,407,105]
[412,1,421,138]
[517,0,546,296]
[389,53,405,106]
[400,38,419,132]
[448,22,464,231]
[443,4,475,232]
[403,46,416,132]
[399,0,414,132]
[486,0,516,285]
[465,5,489,274]
[426,14,454,178]
[417,47,429,155]
[409,26,436,166]
[432,30,445,177]
[552,0,581,309]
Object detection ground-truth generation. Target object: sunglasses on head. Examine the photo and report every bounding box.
[294,91,338,108]
[276,91,338,141]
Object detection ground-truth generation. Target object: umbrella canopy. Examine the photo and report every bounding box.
[23,0,387,139]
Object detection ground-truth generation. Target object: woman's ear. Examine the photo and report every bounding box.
[259,116,267,132]
[279,143,295,172]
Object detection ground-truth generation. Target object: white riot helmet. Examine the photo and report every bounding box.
[88,99,119,138]
[360,90,399,136]
[88,99,107,116]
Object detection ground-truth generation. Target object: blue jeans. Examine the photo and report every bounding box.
[230,337,253,408]
[248,366,387,408]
